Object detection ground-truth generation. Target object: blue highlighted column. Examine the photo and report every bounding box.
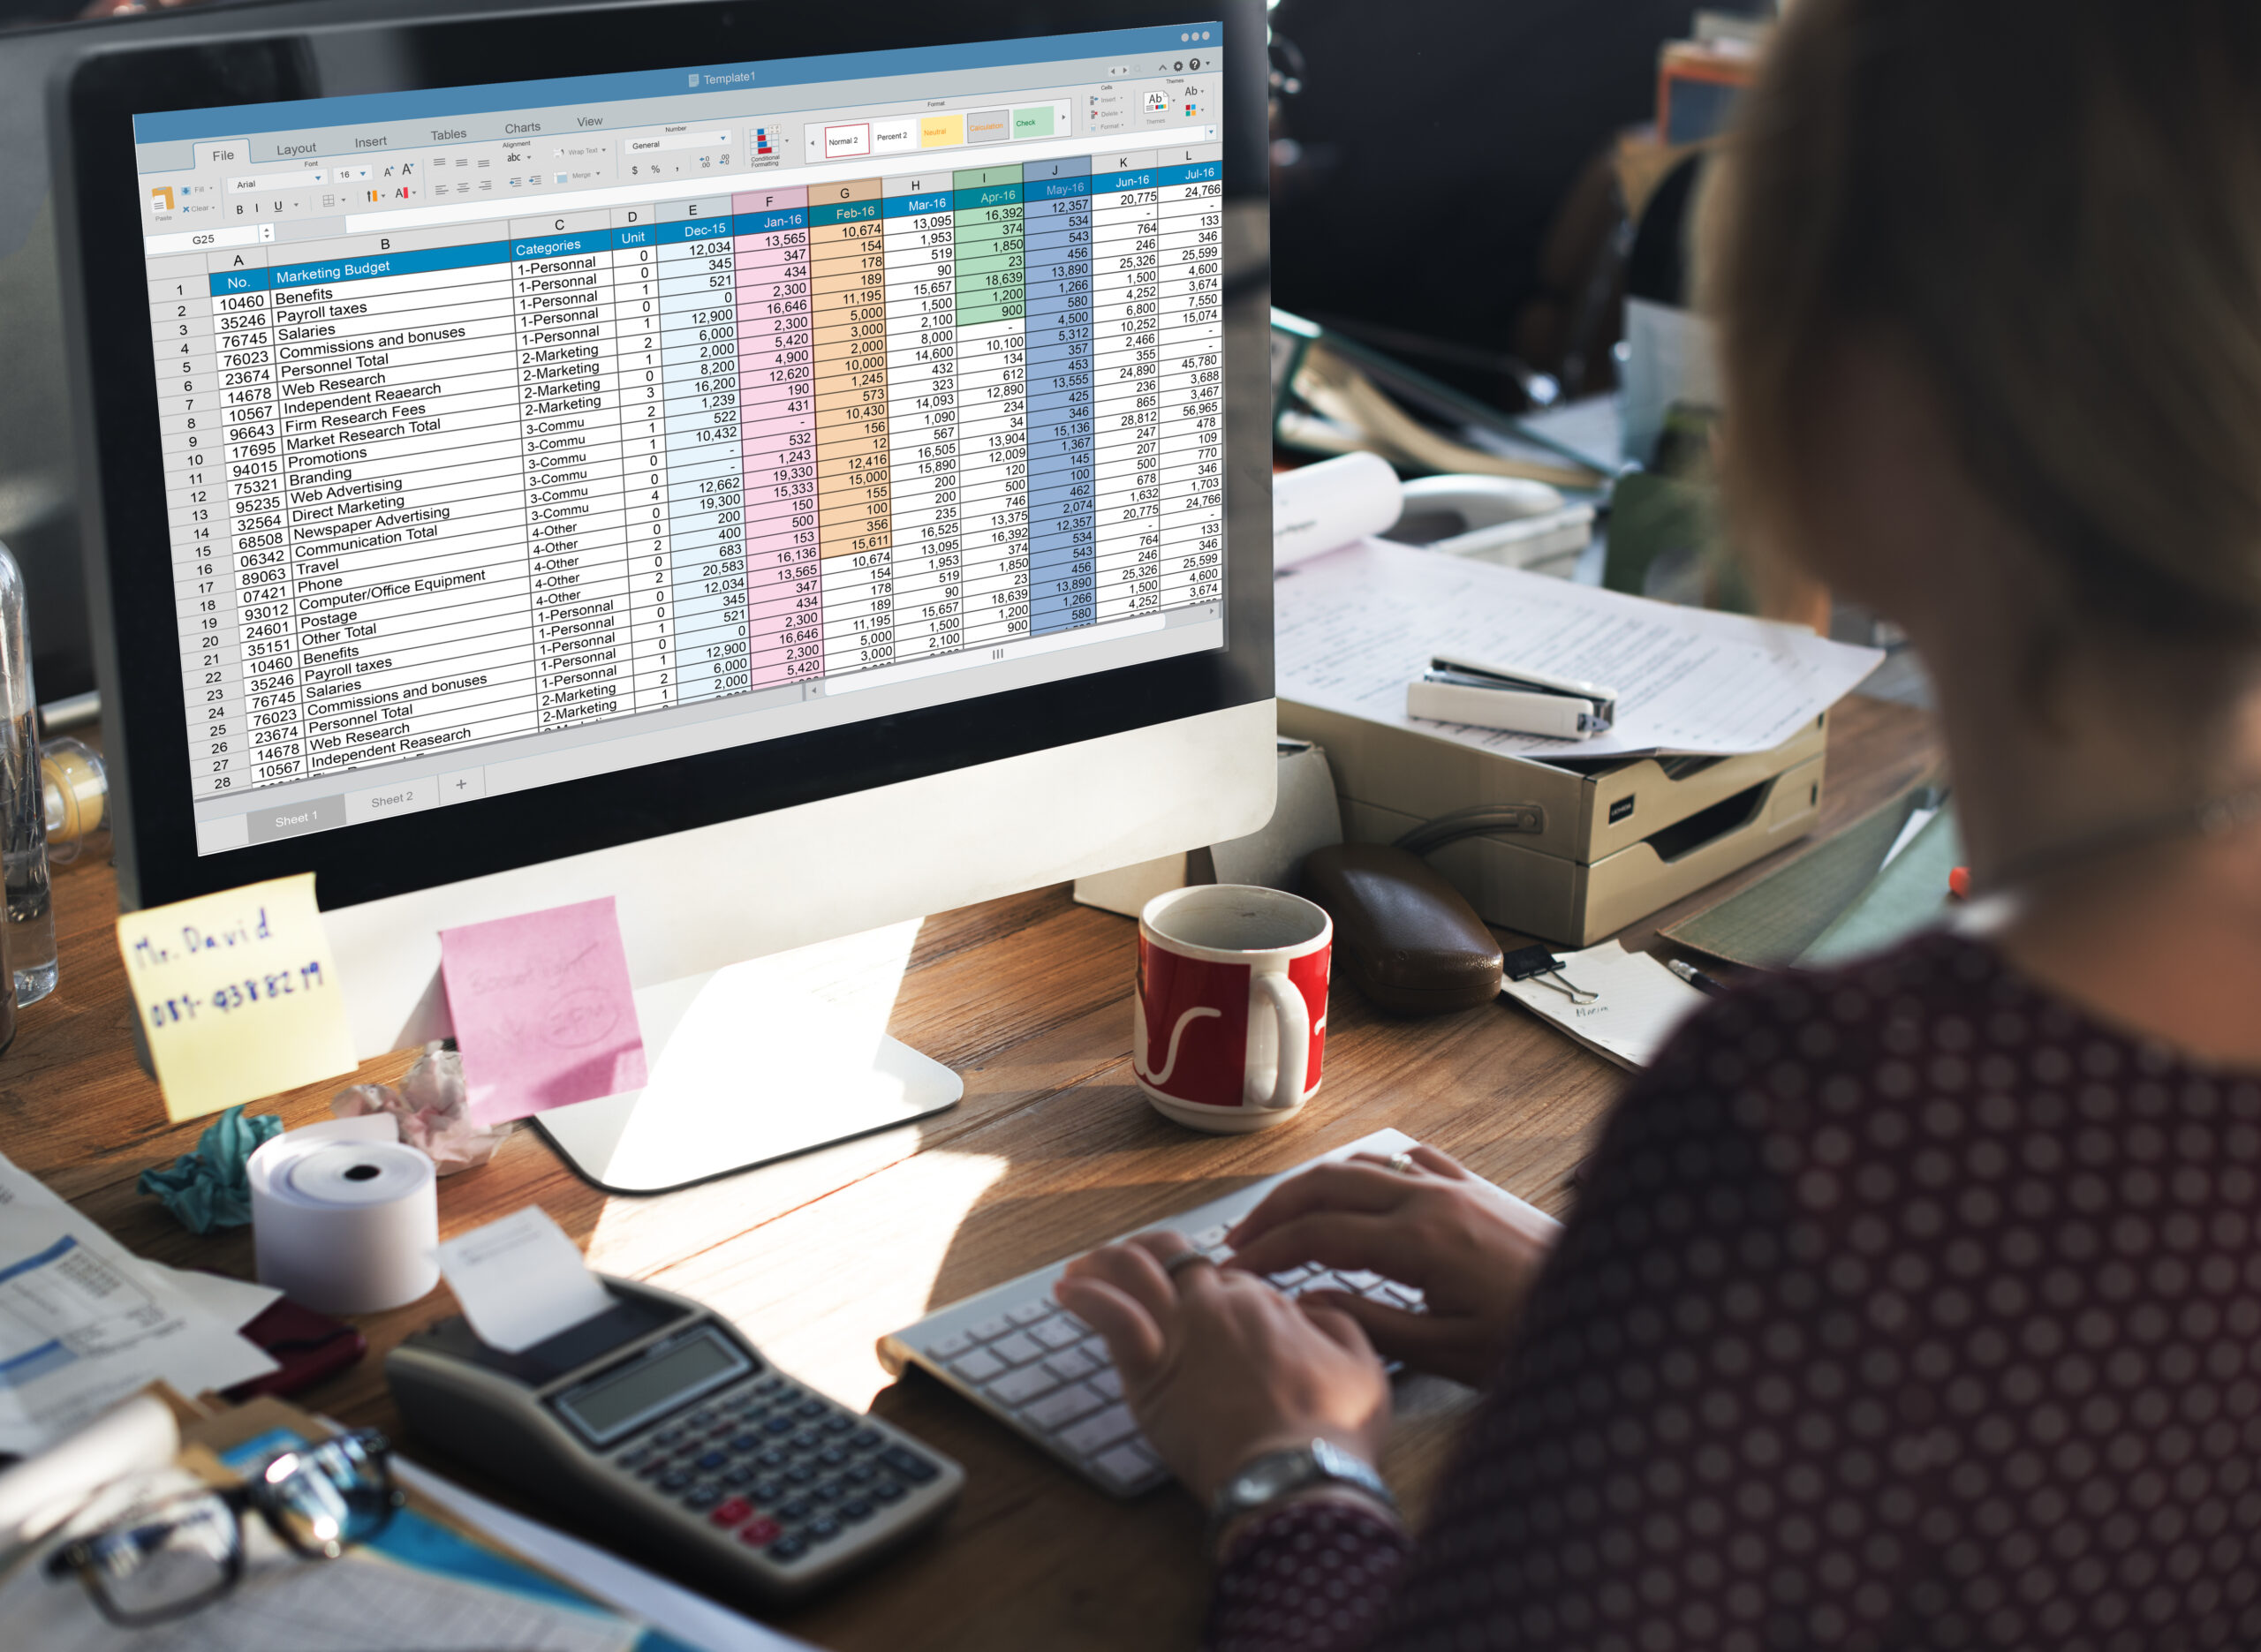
[655,206,751,701]
[1022,155,1096,635]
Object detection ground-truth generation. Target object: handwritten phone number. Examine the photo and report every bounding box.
[147,960,329,1025]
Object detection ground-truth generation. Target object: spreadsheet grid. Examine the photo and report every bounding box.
[154,153,1226,802]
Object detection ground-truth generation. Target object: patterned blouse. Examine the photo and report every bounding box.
[1206,931,2261,1650]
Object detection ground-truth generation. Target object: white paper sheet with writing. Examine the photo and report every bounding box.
[1275,540,1883,758]
[1497,941,1710,1071]
[0,1152,276,1456]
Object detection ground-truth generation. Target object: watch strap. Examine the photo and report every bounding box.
[1206,1438,1397,1552]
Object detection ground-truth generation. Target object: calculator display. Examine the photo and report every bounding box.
[555,1326,747,1445]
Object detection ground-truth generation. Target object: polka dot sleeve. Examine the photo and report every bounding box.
[1207,932,2261,1649]
[1205,1498,1411,1652]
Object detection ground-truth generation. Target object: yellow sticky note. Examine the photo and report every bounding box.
[116,872,359,1122]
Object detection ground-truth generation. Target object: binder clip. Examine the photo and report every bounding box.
[1500,945,1598,1005]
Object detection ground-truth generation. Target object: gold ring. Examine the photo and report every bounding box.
[1386,1151,1417,1176]
[1161,1247,1214,1280]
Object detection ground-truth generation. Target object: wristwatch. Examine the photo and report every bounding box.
[1206,1438,1398,1549]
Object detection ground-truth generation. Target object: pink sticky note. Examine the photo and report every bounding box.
[439,896,648,1125]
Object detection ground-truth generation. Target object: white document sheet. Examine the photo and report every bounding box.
[0,1153,276,1457]
[1498,941,1711,1070]
[0,1466,639,1652]
[1276,539,1883,758]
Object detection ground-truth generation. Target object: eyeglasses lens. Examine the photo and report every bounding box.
[87,1497,238,1623]
[262,1433,397,1558]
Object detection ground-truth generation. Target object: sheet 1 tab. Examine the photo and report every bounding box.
[438,895,647,1126]
[115,871,359,1122]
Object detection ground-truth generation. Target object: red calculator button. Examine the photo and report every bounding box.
[710,1497,752,1528]
[737,1517,783,1546]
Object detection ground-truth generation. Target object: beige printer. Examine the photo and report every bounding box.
[1276,699,1828,947]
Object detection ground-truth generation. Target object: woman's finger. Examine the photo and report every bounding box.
[1062,1236,1185,1327]
[1406,1144,1471,1180]
[1225,1210,1434,1284]
[1298,1289,1469,1364]
[1052,1275,1167,1378]
[1296,1298,1379,1361]
[1225,1163,1417,1248]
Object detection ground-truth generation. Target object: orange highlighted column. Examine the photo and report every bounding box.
[808,176,896,673]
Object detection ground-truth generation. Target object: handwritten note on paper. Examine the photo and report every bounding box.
[439,896,647,1126]
[114,872,359,1122]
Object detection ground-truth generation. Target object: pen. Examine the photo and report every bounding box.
[1667,958,1729,997]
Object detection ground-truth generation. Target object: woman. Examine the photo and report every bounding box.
[1058,2,2261,1645]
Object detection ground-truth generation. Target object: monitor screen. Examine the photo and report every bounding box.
[129,23,1229,859]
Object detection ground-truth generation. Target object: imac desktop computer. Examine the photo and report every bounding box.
[55,0,1274,1190]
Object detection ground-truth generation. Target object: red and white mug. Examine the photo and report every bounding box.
[1133,885,1332,1133]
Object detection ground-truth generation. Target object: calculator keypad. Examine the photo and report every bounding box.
[613,1373,938,1565]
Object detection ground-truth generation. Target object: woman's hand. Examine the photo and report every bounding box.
[1222,1144,1559,1387]
[1055,1232,1391,1503]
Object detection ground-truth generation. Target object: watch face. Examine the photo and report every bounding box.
[1234,1452,1310,1504]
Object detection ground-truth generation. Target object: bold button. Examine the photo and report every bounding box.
[711,1497,752,1527]
[738,1517,783,1547]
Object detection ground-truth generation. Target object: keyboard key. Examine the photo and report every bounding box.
[777,1497,813,1522]
[1043,1347,1100,1383]
[806,1517,843,1543]
[1191,1224,1229,1248]
[756,1448,790,1469]
[1007,1301,1052,1326]
[616,1447,653,1470]
[813,1479,844,1503]
[988,1364,1061,1405]
[658,1470,691,1492]
[844,1462,877,1484]
[1060,1404,1140,1457]
[696,1450,727,1471]
[783,1463,815,1485]
[791,1431,824,1452]
[1096,1443,1160,1490]
[1078,1335,1111,1363]
[952,1347,1007,1383]
[711,1497,752,1528]
[817,1446,851,1468]
[929,1330,974,1360]
[968,1315,1012,1342]
[873,1479,905,1501]
[1092,1368,1123,1400]
[795,1399,827,1420]
[1031,1317,1083,1350]
[768,1534,808,1561]
[840,1498,875,1522]
[722,1466,754,1489]
[763,1415,796,1436]
[683,1484,722,1512]
[990,1331,1044,1365]
[728,1433,759,1452]
[738,1517,782,1547]
[1268,1265,1314,1287]
[880,1446,940,1484]
[1338,1270,1382,1291]
[1056,1309,1090,1334]
[653,1427,684,1445]
[751,1479,784,1504]
[1023,1382,1107,1430]
[850,1429,884,1452]
[689,1409,718,1428]
[821,1414,856,1435]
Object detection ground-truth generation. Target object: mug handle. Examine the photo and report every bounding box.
[1251,971,1310,1110]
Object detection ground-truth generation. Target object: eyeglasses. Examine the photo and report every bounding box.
[42,1429,403,1626]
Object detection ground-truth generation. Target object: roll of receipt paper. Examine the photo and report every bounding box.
[1272,450,1403,570]
[248,1115,439,1315]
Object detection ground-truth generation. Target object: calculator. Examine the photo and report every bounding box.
[387,1275,962,1602]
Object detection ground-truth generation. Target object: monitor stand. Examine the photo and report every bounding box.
[533,921,962,1195]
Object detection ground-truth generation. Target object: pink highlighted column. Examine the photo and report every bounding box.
[736,187,821,687]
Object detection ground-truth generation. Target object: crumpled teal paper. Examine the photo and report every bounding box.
[137,1105,284,1233]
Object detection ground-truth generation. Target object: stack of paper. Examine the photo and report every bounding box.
[1276,539,1883,759]
[0,1152,277,1456]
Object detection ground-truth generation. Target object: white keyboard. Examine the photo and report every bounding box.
[877,1128,1456,1497]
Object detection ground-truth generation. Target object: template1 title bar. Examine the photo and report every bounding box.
[132,22,1223,145]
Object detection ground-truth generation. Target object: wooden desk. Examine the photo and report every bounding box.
[6,695,1934,1650]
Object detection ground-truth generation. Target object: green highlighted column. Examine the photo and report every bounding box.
[952,164,1032,648]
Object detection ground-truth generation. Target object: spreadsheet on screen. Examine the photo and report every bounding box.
[134,25,1230,854]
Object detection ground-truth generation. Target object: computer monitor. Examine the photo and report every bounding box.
[56,0,1274,1190]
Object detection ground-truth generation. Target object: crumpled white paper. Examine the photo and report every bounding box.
[332,1043,510,1173]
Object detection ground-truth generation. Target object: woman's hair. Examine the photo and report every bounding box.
[1702,0,2261,645]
